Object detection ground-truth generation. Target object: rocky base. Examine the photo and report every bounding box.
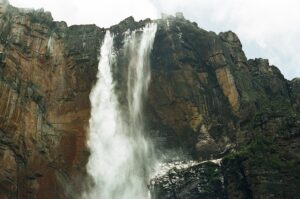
[150,160,225,199]
[151,130,300,199]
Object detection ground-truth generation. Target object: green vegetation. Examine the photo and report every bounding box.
[223,135,299,176]
[198,162,224,194]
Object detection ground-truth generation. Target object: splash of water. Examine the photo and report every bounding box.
[84,23,157,199]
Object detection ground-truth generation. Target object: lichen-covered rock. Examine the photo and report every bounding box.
[291,78,300,112]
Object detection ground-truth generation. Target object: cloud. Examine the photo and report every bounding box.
[8,0,300,79]
[8,0,158,27]
[152,0,300,80]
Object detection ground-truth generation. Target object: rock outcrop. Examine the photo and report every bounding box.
[0,4,104,198]
[0,3,299,199]
[150,160,225,199]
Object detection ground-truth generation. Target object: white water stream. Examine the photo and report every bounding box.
[84,23,157,199]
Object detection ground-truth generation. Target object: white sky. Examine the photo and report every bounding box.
[8,0,300,80]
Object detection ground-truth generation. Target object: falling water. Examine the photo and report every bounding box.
[47,35,54,54]
[84,23,157,199]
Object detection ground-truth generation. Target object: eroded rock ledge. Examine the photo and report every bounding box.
[150,160,224,199]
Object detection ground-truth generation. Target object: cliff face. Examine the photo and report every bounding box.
[0,5,104,198]
[0,4,299,199]
[147,17,300,198]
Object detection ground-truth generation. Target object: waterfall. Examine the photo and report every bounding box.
[47,35,54,54]
[84,23,157,199]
